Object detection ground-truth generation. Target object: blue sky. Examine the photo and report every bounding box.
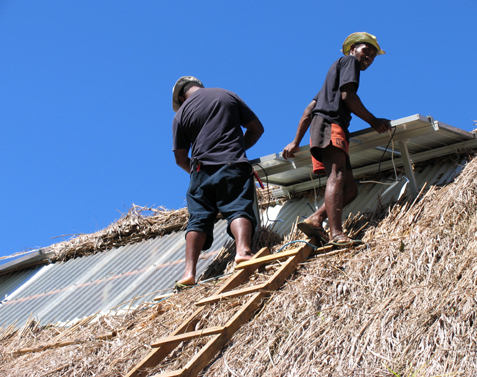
[1,0,476,260]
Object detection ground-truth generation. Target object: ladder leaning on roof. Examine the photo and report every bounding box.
[125,239,335,377]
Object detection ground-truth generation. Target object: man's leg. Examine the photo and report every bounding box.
[322,146,357,240]
[178,230,207,285]
[215,163,256,263]
[229,217,254,263]
[302,161,357,231]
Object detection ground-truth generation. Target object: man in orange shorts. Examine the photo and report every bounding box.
[282,32,391,246]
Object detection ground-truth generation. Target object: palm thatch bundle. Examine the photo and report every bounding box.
[1,155,476,376]
[46,205,189,262]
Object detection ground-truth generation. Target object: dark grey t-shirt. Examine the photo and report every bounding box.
[312,55,361,129]
[172,88,257,166]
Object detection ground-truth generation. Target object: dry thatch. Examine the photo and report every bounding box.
[203,156,477,377]
[1,156,476,376]
[46,205,189,262]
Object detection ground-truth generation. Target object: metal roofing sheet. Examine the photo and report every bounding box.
[0,220,229,328]
[0,267,40,301]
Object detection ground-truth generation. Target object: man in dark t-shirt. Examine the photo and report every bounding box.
[172,76,264,287]
[282,32,391,246]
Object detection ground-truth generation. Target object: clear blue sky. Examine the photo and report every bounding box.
[1,0,475,259]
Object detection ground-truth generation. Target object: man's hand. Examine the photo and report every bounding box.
[282,100,316,160]
[370,118,392,133]
[282,141,300,159]
[174,149,192,173]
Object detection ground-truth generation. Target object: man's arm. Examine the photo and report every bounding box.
[341,83,390,133]
[243,117,264,150]
[174,149,191,173]
[282,100,316,159]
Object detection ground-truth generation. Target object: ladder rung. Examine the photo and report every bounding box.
[235,247,301,269]
[235,244,333,270]
[195,283,267,306]
[151,326,225,347]
[153,293,174,301]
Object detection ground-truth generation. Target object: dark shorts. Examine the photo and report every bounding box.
[310,115,351,175]
[186,162,257,250]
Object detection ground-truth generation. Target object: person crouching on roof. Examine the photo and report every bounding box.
[282,32,391,246]
[171,76,264,288]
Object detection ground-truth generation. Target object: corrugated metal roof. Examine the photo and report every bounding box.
[0,220,229,328]
[0,267,41,300]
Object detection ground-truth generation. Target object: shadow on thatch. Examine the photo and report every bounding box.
[1,156,476,376]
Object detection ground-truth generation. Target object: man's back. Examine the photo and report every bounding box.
[170,77,263,286]
[172,88,257,166]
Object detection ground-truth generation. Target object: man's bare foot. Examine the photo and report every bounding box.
[235,251,254,264]
[177,276,195,286]
[328,233,363,247]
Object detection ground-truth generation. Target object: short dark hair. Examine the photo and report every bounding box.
[180,82,204,97]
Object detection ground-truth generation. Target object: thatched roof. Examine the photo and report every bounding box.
[1,155,476,376]
[46,206,190,262]
[0,205,190,268]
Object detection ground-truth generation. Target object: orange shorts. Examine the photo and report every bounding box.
[311,123,349,175]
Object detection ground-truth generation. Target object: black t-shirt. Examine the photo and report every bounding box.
[312,55,361,129]
[172,88,258,166]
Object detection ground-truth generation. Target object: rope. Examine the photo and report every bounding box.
[273,239,319,253]
[360,128,398,185]
[377,127,397,179]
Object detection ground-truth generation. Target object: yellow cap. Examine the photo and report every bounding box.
[342,32,385,56]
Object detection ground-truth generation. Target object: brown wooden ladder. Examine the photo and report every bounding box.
[126,241,332,377]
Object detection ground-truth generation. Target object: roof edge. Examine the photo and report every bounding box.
[0,249,51,276]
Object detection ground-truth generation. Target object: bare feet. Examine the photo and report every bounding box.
[328,233,363,247]
[177,276,195,286]
[235,251,254,264]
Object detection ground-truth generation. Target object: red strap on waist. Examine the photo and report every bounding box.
[253,170,264,189]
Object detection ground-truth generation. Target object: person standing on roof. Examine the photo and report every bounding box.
[172,76,264,287]
[282,32,391,246]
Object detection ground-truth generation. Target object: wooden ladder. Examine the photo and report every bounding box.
[126,241,332,377]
